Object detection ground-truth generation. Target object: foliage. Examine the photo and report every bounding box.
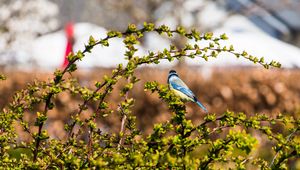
[0,23,299,169]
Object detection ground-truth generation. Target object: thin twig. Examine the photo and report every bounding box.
[67,79,108,138]
[199,138,231,169]
[117,77,131,150]
[269,128,298,168]
[32,31,124,161]
[117,107,127,150]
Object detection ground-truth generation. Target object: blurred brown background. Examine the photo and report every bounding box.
[1,67,299,137]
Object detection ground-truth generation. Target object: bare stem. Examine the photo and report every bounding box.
[117,73,131,150]
[118,113,127,150]
[269,128,298,168]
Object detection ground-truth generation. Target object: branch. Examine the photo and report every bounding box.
[269,128,299,168]
[199,138,232,169]
[117,106,127,150]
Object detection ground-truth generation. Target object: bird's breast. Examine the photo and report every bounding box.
[170,86,193,102]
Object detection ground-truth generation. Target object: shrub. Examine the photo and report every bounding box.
[0,23,299,169]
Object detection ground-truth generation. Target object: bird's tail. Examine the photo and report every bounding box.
[196,100,208,113]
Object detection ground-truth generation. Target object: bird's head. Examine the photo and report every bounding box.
[168,70,178,81]
[169,70,177,74]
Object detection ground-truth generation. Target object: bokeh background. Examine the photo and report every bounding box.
[1,0,300,168]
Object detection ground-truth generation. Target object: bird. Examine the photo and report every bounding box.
[168,70,208,112]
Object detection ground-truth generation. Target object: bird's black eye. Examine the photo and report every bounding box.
[169,70,177,74]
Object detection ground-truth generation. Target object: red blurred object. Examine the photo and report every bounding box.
[62,22,74,68]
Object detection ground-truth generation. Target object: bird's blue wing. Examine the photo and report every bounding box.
[168,75,208,112]
[170,81,195,99]
[169,76,208,112]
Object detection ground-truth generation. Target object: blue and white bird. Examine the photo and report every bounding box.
[168,70,208,112]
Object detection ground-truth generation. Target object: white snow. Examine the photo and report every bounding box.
[143,32,177,67]
[72,23,128,68]
[197,1,228,29]
[1,4,300,70]
[32,31,65,69]
[0,0,59,70]
[31,23,146,70]
[0,0,300,70]
[186,15,300,68]
[29,18,300,69]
